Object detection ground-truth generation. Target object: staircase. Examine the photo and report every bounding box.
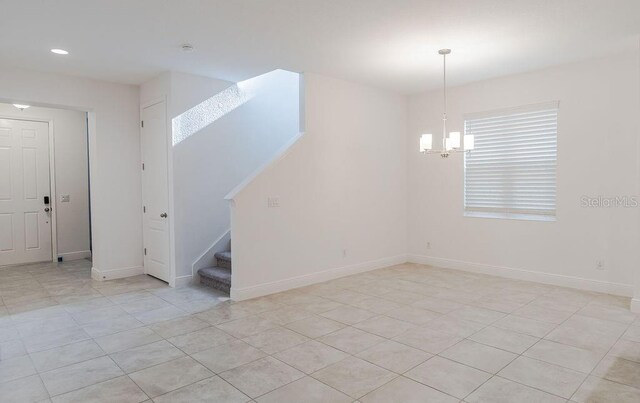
[198,250,232,294]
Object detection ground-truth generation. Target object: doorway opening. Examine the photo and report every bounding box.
[0,103,92,267]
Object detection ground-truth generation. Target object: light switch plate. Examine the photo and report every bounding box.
[61,195,70,202]
[267,197,280,208]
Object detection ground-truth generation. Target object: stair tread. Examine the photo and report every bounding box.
[214,251,232,262]
[198,266,231,284]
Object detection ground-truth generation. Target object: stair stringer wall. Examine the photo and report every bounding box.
[228,73,409,300]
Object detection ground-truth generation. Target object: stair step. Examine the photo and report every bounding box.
[214,251,231,262]
[198,266,231,294]
[215,251,232,270]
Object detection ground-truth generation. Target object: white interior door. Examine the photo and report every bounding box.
[0,118,52,266]
[141,101,170,282]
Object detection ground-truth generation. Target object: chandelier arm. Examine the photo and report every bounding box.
[420,148,469,156]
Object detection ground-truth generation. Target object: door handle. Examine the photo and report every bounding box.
[160,212,167,218]
[44,207,50,212]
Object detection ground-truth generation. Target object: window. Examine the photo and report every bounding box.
[464,102,558,221]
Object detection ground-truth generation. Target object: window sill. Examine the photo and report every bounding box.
[464,211,556,222]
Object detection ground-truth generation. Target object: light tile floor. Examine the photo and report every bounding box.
[1,259,639,402]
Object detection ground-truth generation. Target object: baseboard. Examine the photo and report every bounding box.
[631,298,640,313]
[91,266,144,281]
[230,254,407,301]
[174,274,194,288]
[58,250,92,261]
[408,254,634,297]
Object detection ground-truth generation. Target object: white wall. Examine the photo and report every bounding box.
[0,67,141,278]
[0,103,90,260]
[139,72,172,108]
[229,73,408,300]
[408,54,640,297]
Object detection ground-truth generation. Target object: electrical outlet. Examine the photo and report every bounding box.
[596,260,605,270]
[267,197,280,208]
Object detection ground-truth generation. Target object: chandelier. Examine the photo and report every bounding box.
[419,49,474,157]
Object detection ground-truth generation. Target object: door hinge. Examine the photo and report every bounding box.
[144,248,147,256]
[143,206,146,213]
[141,120,144,128]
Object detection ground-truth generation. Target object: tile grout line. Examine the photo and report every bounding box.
[476,292,598,401]
[2,261,638,401]
[569,309,639,400]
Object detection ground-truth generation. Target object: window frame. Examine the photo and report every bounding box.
[463,101,559,222]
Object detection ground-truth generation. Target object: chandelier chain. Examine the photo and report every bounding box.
[442,51,447,149]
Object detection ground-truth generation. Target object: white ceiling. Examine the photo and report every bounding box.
[1,0,639,94]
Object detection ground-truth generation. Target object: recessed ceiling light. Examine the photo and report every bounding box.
[13,104,30,110]
[50,48,69,55]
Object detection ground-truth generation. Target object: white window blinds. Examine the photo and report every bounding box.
[464,102,558,220]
